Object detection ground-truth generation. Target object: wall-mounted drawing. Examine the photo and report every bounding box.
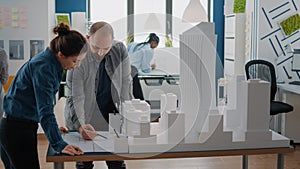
[280,13,300,36]
[30,40,44,58]
[0,40,4,49]
[9,40,24,60]
[55,13,70,26]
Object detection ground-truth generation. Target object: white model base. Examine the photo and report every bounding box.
[113,135,129,153]
[128,122,157,145]
[158,110,185,144]
[198,114,232,144]
[128,131,289,153]
[128,135,157,145]
[128,117,289,153]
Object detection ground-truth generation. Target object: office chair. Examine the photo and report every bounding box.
[245,59,293,132]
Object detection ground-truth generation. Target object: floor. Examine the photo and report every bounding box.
[0,135,299,169]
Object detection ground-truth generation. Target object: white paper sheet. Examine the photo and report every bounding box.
[62,131,114,152]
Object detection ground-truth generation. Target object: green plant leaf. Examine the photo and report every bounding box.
[233,0,246,13]
[280,14,300,36]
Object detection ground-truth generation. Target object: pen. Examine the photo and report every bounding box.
[114,128,120,138]
[97,133,108,139]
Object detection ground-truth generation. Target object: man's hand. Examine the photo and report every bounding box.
[61,145,84,156]
[78,124,97,140]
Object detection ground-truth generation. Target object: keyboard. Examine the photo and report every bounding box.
[288,81,300,85]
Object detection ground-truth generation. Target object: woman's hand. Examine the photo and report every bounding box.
[61,145,84,156]
[78,124,97,140]
[59,127,69,134]
[151,63,156,70]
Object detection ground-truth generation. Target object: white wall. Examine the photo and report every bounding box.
[0,0,55,75]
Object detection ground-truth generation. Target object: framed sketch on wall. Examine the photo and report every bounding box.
[9,40,24,60]
[30,40,44,58]
[55,13,70,26]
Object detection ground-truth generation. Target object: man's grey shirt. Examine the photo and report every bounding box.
[64,40,133,130]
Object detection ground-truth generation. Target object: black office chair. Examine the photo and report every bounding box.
[245,59,293,131]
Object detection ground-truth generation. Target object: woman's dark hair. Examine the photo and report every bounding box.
[133,33,159,51]
[147,33,160,44]
[50,23,87,57]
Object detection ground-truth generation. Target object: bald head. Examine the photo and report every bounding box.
[88,21,114,39]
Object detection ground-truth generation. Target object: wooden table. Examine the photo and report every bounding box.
[46,145,293,169]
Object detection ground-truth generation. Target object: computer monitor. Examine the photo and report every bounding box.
[292,49,300,71]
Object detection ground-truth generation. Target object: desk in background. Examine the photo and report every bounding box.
[278,83,300,95]
[138,70,180,110]
[277,83,300,143]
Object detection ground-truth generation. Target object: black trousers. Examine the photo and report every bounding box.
[132,74,144,100]
[0,117,39,169]
[131,65,144,100]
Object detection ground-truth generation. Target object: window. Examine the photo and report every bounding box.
[172,0,209,47]
[173,0,208,20]
[89,0,210,47]
[90,0,127,42]
[134,0,165,47]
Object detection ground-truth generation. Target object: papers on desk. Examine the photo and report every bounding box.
[62,132,114,153]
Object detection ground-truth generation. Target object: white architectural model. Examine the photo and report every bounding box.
[180,22,218,143]
[121,99,156,146]
[125,78,288,153]
[157,93,185,144]
[121,99,151,136]
[225,75,272,141]
[125,22,288,153]
[157,110,185,144]
[64,22,290,154]
[160,93,177,113]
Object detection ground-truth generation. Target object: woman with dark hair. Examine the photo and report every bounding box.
[0,23,87,169]
[127,33,159,100]
[128,33,160,73]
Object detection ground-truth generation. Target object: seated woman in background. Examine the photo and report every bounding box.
[127,33,159,73]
